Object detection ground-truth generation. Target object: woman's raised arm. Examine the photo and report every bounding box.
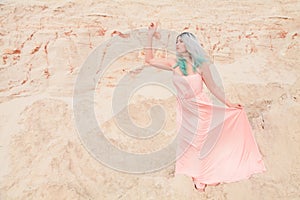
[145,22,175,71]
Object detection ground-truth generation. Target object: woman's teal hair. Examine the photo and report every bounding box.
[174,32,210,75]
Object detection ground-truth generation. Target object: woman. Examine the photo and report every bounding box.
[145,23,266,192]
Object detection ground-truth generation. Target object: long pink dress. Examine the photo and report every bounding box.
[173,71,266,184]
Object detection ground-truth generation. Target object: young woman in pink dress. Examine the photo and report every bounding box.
[145,23,266,192]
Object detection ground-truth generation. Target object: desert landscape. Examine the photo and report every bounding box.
[0,0,299,199]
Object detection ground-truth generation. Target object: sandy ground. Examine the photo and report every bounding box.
[0,0,299,199]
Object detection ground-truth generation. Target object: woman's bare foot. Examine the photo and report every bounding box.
[194,183,207,192]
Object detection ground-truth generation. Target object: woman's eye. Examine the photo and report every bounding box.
[176,39,183,44]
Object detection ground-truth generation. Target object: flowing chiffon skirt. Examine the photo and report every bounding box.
[173,72,266,184]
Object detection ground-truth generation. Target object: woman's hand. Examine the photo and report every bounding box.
[226,102,243,109]
[148,22,160,39]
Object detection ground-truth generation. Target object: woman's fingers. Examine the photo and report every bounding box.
[148,22,155,29]
[148,21,161,38]
[148,22,160,38]
[228,103,243,109]
[149,21,159,30]
[235,103,243,108]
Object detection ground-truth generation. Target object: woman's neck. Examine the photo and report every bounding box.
[179,53,192,64]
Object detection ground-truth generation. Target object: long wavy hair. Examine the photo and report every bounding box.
[176,32,210,69]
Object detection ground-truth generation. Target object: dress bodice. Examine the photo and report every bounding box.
[172,71,204,99]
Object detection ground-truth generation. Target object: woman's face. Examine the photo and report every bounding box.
[176,37,187,54]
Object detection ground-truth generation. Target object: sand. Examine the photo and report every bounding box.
[0,0,299,199]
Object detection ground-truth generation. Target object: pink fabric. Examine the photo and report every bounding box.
[173,72,266,184]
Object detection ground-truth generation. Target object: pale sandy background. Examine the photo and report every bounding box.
[0,0,299,199]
